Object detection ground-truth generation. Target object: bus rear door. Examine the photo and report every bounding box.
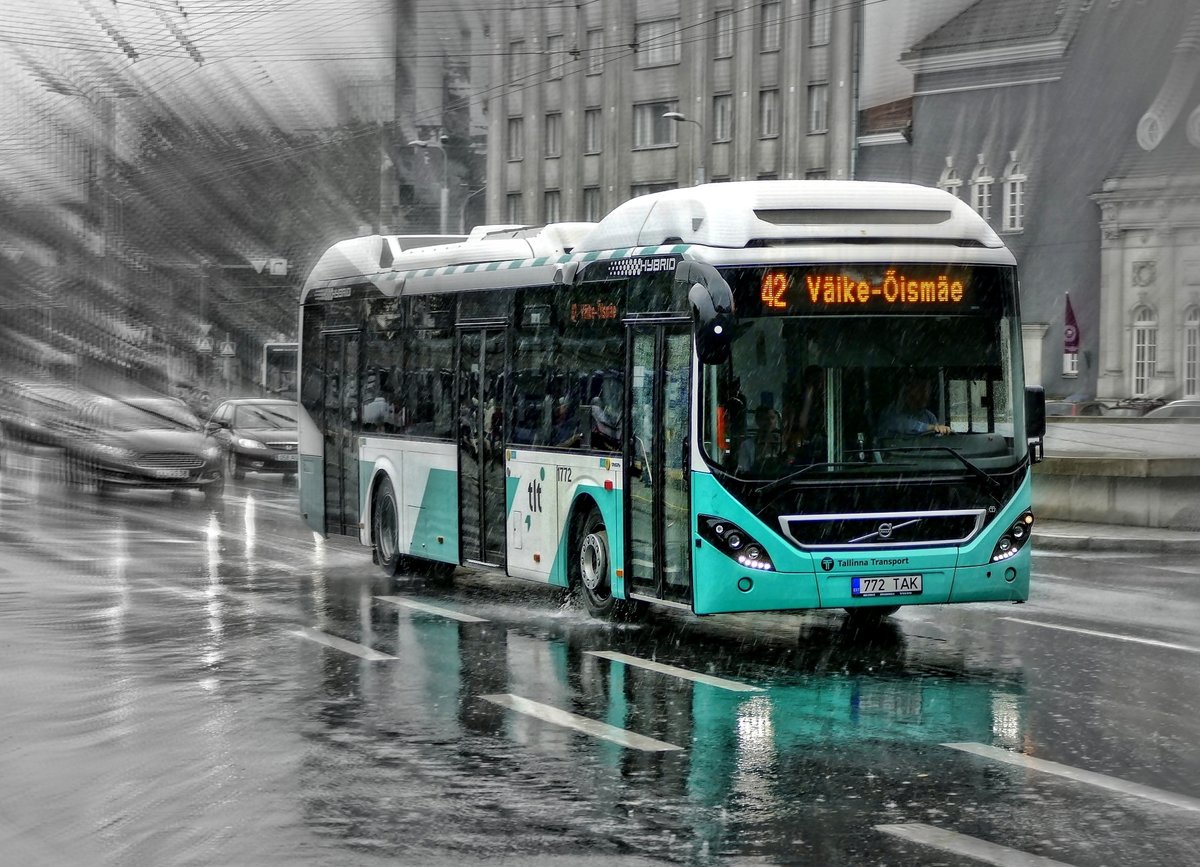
[627,323,692,606]
[319,330,360,537]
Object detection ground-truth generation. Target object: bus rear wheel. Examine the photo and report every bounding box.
[373,476,401,577]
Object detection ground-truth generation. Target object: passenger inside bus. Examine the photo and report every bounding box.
[737,404,783,474]
[782,365,826,462]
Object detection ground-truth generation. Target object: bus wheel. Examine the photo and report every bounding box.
[843,605,899,622]
[575,508,616,618]
[373,477,401,577]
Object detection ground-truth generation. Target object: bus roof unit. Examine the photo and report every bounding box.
[303,234,466,292]
[572,181,1004,253]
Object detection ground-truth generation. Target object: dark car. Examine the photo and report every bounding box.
[1044,399,1108,417]
[0,380,90,447]
[70,396,224,499]
[205,398,298,480]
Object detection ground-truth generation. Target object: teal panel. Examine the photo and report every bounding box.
[410,467,460,565]
[546,484,620,592]
[358,459,373,517]
[506,473,520,517]
[299,455,325,533]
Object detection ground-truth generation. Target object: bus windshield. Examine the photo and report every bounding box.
[701,263,1024,482]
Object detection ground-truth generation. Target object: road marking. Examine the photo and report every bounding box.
[875,823,1074,866]
[944,743,1200,813]
[1001,617,1200,655]
[376,595,488,623]
[585,650,764,692]
[481,693,683,752]
[292,627,396,661]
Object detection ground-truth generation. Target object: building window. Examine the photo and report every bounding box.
[544,190,561,223]
[938,157,962,198]
[632,182,677,197]
[760,89,780,137]
[713,94,733,142]
[1185,307,1200,397]
[583,187,602,221]
[587,29,604,75]
[633,100,679,148]
[506,193,523,224]
[809,0,831,46]
[508,40,525,82]
[970,155,993,221]
[584,109,602,153]
[807,83,828,133]
[761,1,781,52]
[1063,352,1078,378]
[1133,305,1157,397]
[507,117,524,161]
[1002,152,1027,232]
[635,19,680,68]
[544,113,562,158]
[546,34,565,79]
[715,9,734,58]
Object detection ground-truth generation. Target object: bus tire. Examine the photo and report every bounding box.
[574,507,616,618]
[372,476,402,577]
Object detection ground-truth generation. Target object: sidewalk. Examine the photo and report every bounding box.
[1033,518,1200,554]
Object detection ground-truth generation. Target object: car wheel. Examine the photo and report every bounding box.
[204,476,225,503]
[373,476,402,577]
[572,506,644,621]
[226,449,245,480]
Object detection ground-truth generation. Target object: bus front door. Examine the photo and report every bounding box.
[320,330,360,537]
[458,327,507,567]
[627,324,692,606]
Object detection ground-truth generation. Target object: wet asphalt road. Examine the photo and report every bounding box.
[1,444,1199,866]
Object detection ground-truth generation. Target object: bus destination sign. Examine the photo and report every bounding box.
[759,267,972,312]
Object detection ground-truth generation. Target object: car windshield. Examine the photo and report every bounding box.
[700,263,1024,482]
[111,399,203,432]
[233,403,296,428]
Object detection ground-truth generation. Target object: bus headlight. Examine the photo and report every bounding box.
[991,510,1034,562]
[698,515,775,571]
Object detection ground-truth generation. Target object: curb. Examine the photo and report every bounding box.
[1033,530,1200,554]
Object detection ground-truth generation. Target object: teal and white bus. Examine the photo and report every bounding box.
[298,182,1045,620]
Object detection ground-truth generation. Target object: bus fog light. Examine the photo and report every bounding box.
[1004,567,1017,582]
[737,576,753,592]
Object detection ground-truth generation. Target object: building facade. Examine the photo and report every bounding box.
[484,0,857,226]
[856,0,1200,402]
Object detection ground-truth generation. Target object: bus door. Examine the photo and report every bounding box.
[320,329,360,537]
[627,322,692,606]
[457,326,507,567]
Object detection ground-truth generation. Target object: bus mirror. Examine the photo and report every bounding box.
[1025,385,1046,439]
[676,261,735,365]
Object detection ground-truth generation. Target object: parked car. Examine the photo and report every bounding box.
[1142,399,1200,419]
[69,396,224,499]
[1044,399,1108,417]
[0,380,90,447]
[204,398,298,480]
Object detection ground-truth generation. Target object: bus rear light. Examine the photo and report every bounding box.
[699,515,775,571]
[991,510,1034,562]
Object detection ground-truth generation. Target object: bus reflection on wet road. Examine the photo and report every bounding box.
[1,444,1198,865]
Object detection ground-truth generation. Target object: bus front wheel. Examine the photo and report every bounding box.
[575,508,615,617]
[373,476,401,577]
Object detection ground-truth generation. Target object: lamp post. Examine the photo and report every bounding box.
[459,185,486,234]
[408,138,449,234]
[662,111,705,186]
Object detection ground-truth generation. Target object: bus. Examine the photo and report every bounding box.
[298,182,1045,620]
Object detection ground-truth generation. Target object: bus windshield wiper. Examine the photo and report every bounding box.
[873,446,1001,492]
[755,461,889,496]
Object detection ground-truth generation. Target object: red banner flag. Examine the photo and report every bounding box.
[1064,293,1080,353]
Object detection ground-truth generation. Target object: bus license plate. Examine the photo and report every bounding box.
[852,575,922,597]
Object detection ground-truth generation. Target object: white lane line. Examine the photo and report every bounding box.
[375,595,488,623]
[292,627,396,661]
[481,693,683,753]
[1001,617,1200,655]
[875,823,1075,867]
[944,743,1200,813]
[585,650,764,693]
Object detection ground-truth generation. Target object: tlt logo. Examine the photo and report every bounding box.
[527,478,543,513]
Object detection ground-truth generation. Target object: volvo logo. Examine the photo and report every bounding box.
[877,522,894,539]
[820,557,834,572]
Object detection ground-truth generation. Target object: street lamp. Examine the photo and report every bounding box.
[408,138,449,234]
[662,111,706,186]
[459,185,486,234]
